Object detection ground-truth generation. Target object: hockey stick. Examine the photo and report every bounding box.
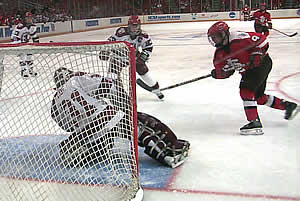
[160,73,212,91]
[272,28,298,37]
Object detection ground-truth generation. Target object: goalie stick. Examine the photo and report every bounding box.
[272,28,298,37]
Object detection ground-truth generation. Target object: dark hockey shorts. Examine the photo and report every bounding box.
[254,23,270,34]
[239,54,272,98]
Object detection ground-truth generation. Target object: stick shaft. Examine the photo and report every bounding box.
[272,28,298,37]
[160,74,212,91]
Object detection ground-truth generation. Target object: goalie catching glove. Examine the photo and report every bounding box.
[137,112,190,168]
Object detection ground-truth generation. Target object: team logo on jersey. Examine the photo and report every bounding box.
[297,9,300,16]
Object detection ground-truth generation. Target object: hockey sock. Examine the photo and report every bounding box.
[240,88,258,121]
[257,95,285,110]
[140,72,157,88]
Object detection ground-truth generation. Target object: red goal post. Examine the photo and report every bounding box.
[0,41,143,201]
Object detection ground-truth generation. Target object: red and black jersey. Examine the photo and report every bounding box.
[242,6,250,14]
[251,10,271,26]
[213,31,269,78]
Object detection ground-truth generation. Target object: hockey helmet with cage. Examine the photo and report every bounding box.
[207,21,230,48]
[53,67,73,89]
[260,2,267,10]
[128,16,141,37]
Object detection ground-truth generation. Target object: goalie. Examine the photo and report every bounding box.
[51,67,189,168]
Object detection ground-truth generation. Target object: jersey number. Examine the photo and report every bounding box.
[251,35,260,42]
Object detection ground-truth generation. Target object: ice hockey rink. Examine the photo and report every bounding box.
[3,18,300,201]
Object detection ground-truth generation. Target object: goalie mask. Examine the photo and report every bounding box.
[53,67,73,89]
[128,16,141,38]
[207,21,230,48]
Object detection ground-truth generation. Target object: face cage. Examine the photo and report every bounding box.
[128,24,141,36]
[208,31,227,48]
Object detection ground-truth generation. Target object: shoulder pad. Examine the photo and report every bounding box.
[229,31,250,42]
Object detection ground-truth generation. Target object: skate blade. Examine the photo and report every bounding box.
[152,89,164,100]
[240,128,264,135]
[288,106,300,120]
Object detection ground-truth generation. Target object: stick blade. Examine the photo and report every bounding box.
[289,32,298,37]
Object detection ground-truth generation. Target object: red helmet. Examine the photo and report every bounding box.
[260,2,266,6]
[207,21,230,47]
[128,16,141,37]
[128,16,141,25]
[25,12,33,17]
[260,2,266,10]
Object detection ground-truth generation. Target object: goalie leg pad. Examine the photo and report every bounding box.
[137,112,190,168]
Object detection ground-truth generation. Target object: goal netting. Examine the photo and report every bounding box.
[0,41,143,201]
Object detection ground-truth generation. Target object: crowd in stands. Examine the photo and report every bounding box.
[0,0,298,27]
[0,5,72,27]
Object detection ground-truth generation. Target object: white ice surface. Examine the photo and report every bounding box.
[38,18,300,201]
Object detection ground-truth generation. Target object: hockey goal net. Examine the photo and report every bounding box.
[0,41,143,201]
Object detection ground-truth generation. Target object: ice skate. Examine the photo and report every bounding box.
[240,117,264,135]
[164,139,190,168]
[28,67,38,77]
[282,100,299,120]
[152,88,164,99]
[136,78,164,100]
[26,61,38,77]
[21,68,30,78]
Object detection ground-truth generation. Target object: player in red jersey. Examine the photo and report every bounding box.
[242,4,251,21]
[249,2,272,36]
[207,21,299,135]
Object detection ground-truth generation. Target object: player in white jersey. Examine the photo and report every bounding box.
[11,12,39,78]
[51,67,189,168]
[105,16,164,100]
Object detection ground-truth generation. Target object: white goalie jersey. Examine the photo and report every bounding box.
[51,73,124,136]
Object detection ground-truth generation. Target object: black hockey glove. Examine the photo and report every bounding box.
[211,68,234,79]
[268,23,272,29]
[136,51,149,63]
